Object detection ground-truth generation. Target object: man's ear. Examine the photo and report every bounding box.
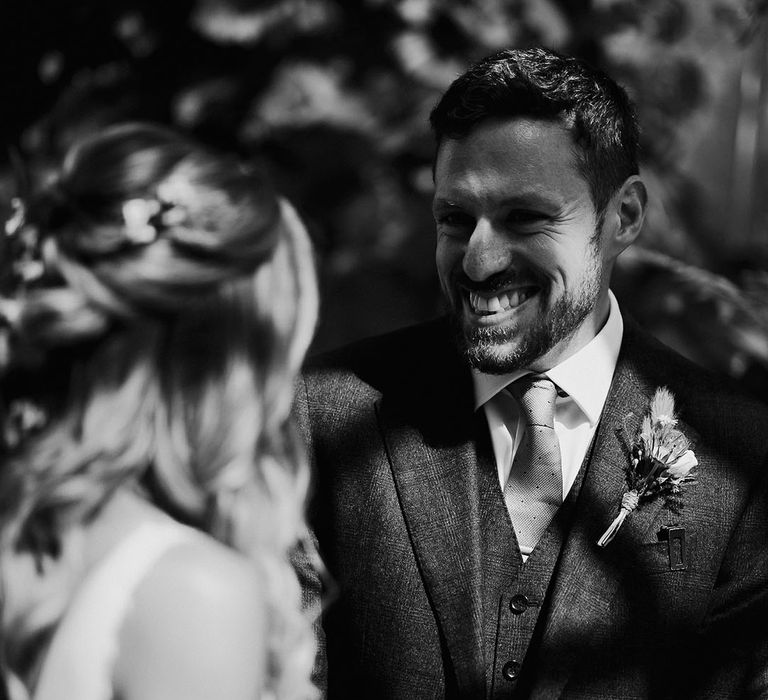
[607,175,647,254]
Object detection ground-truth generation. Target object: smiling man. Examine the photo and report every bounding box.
[433,116,637,375]
[298,48,768,699]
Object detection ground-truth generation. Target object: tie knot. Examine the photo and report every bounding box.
[508,374,558,429]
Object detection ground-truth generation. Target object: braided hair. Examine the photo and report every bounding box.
[0,122,319,700]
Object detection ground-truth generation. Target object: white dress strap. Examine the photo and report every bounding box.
[33,520,196,700]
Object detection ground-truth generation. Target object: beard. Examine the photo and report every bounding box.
[447,253,602,375]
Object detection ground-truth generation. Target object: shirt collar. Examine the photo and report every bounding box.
[473,290,623,426]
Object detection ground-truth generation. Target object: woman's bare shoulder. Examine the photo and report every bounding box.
[113,529,267,700]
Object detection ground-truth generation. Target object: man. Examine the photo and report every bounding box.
[297,47,768,699]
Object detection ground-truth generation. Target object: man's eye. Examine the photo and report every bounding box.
[506,210,547,226]
[436,212,474,231]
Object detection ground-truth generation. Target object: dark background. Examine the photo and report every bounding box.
[2,0,768,396]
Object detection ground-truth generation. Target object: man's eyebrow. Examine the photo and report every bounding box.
[432,192,564,211]
[500,193,563,208]
[432,198,461,211]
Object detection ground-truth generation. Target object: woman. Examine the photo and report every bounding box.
[0,123,319,699]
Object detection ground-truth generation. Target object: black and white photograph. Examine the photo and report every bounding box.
[1,1,767,698]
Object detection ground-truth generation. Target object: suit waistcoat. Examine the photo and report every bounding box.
[479,430,594,699]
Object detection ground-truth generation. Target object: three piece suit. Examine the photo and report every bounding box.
[297,313,768,699]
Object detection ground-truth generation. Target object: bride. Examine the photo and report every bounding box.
[0,123,319,699]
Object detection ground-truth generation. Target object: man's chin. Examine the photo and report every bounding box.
[455,323,531,375]
[463,339,528,374]
[445,301,557,373]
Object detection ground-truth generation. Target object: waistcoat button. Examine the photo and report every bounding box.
[502,660,521,681]
[509,594,530,614]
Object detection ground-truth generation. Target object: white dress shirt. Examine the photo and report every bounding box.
[473,291,624,500]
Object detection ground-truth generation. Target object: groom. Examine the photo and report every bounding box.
[297,47,768,698]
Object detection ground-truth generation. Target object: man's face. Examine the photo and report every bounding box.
[433,117,615,374]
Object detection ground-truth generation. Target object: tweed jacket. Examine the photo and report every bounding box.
[296,315,768,699]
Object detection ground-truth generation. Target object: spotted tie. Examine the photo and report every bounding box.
[503,374,563,556]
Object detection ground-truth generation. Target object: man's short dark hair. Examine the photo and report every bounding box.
[429,47,640,216]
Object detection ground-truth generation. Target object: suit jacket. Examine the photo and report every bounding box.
[296,316,768,699]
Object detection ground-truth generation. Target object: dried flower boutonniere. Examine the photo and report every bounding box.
[597,387,698,547]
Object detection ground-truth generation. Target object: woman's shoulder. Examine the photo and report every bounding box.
[113,524,266,700]
[131,523,265,610]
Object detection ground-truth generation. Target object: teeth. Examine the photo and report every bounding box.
[469,288,534,313]
[469,291,485,311]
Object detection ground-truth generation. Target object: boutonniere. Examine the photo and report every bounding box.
[597,387,698,547]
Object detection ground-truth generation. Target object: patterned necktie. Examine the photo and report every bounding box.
[503,374,563,555]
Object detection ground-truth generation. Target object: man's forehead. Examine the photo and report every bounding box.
[433,118,587,204]
[435,116,576,163]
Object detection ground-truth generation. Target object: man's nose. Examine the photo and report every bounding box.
[462,220,511,282]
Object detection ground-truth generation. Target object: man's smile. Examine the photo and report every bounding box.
[461,285,541,326]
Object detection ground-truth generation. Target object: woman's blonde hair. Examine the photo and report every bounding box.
[0,123,319,699]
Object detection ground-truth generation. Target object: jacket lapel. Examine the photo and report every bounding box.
[375,345,488,696]
[527,328,671,699]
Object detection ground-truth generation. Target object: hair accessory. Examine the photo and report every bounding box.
[121,195,188,245]
[155,172,225,234]
[5,197,26,236]
[2,398,48,450]
[4,197,46,286]
[0,298,21,327]
[122,198,162,244]
[156,178,194,219]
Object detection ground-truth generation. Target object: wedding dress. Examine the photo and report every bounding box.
[31,520,196,700]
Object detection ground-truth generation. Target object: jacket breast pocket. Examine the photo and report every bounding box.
[631,530,696,574]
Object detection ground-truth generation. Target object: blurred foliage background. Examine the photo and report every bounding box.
[2,0,768,397]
